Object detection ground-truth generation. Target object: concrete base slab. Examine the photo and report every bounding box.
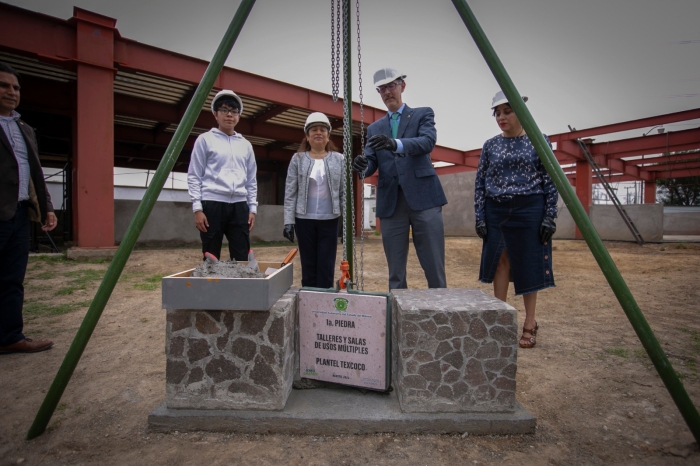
[29,253,64,259]
[66,247,118,260]
[148,385,535,435]
[663,235,700,243]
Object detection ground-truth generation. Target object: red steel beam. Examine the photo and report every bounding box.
[435,165,472,176]
[642,161,700,173]
[559,140,582,159]
[575,160,592,238]
[428,147,480,167]
[0,2,387,125]
[568,173,642,184]
[606,158,649,181]
[553,150,578,165]
[72,7,116,248]
[597,143,700,162]
[644,181,656,204]
[0,4,76,66]
[7,1,700,218]
[113,38,387,124]
[555,108,700,141]
[650,168,700,180]
[589,128,700,159]
[589,153,700,177]
[463,148,482,168]
[252,104,290,124]
[634,152,700,167]
[431,145,471,166]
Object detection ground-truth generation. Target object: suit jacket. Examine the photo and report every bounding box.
[364,105,447,218]
[0,118,53,223]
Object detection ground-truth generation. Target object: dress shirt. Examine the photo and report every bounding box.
[0,111,30,201]
[387,104,406,154]
[298,158,335,220]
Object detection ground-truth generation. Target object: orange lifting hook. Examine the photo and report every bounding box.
[338,260,351,290]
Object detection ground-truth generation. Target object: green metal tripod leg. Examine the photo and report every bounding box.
[451,0,700,444]
[27,0,257,440]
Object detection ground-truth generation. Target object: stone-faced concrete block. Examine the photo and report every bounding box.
[392,289,517,413]
[165,289,297,410]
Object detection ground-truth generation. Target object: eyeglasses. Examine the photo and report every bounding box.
[376,81,402,93]
[217,108,240,115]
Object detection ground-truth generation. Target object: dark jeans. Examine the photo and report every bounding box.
[0,202,30,346]
[295,217,339,288]
[200,200,250,261]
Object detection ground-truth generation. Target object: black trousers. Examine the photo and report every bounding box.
[0,202,30,346]
[295,217,339,288]
[200,200,250,261]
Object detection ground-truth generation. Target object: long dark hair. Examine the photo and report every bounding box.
[298,135,339,153]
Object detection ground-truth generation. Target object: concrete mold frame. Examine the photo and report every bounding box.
[162,262,293,311]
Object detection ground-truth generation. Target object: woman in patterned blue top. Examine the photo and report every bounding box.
[474,91,558,349]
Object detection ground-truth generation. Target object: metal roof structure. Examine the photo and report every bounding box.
[0,2,698,247]
[0,49,361,171]
[1,2,698,181]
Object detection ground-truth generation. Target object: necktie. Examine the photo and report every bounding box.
[390,112,400,138]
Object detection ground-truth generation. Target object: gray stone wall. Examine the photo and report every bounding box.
[589,204,663,242]
[440,171,475,236]
[115,201,287,245]
[391,289,518,414]
[165,289,297,410]
[664,207,700,236]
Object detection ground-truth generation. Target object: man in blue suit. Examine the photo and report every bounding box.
[353,68,447,290]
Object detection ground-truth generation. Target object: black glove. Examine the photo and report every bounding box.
[475,220,487,240]
[540,217,556,244]
[368,134,397,152]
[352,156,368,173]
[283,224,295,242]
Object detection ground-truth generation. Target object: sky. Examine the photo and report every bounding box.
[5,0,700,190]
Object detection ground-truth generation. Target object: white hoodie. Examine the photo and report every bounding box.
[187,128,258,213]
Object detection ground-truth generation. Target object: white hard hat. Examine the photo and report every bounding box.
[304,112,331,133]
[373,68,406,87]
[211,89,244,114]
[491,90,528,109]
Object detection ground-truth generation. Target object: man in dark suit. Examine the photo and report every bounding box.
[353,68,447,290]
[0,62,56,354]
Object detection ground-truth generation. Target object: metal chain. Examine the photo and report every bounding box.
[341,0,351,262]
[330,0,341,102]
[355,0,365,291]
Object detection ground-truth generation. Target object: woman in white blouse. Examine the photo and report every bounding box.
[283,112,345,288]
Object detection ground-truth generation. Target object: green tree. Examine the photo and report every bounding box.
[653,149,700,205]
[656,176,700,205]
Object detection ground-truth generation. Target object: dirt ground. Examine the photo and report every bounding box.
[2,236,700,465]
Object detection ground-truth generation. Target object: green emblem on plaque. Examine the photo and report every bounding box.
[334,297,348,312]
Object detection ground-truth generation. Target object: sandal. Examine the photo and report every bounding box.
[519,322,539,349]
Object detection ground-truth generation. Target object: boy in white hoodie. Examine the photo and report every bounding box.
[187,90,258,261]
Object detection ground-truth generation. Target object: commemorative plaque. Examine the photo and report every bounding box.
[298,289,391,391]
